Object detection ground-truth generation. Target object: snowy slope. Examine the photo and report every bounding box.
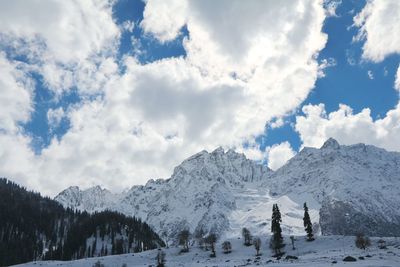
[13,236,400,267]
[55,139,400,238]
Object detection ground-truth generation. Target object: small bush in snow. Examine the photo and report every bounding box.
[355,233,371,250]
[222,241,232,254]
[378,239,387,249]
[92,261,105,267]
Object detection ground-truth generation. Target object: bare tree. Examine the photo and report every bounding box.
[290,236,296,250]
[194,228,205,250]
[253,237,261,256]
[242,228,252,246]
[178,229,190,252]
[355,233,371,250]
[156,249,166,267]
[222,241,232,254]
[161,230,169,248]
[205,233,217,257]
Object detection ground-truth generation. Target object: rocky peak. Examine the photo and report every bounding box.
[321,137,340,150]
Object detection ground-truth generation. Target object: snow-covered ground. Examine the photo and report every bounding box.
[13,236,400,267]
[225,186,319,239]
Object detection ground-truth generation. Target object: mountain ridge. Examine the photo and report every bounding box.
[55,139,400,238]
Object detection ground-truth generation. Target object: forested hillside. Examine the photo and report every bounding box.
[0,178,164,266]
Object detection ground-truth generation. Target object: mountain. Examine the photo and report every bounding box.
[56,148,274,240]
[266,138,400,236]
[55,140,400,238]
[0,178,164,266]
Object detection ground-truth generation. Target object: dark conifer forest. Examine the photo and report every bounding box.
[0,178,164,266]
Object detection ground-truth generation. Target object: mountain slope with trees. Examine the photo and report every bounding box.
[0,178,164,266]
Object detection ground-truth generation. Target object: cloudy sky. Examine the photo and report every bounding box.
[0,0,399,196]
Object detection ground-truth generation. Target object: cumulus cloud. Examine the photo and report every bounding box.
[354,0,400,62]
[0,0,119,64]
[267,142,296,170]
[0,0,120,96]
[295,103,400,151]
[0,0,329,195]
[0,53,33,133]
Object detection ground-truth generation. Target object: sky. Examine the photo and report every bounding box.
[0,0,399,196]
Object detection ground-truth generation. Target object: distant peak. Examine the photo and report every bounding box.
[212,146,225,154]
[64,186,80,192]
[321,138,340,150]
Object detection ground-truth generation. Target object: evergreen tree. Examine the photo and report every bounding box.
[270,204,284,256]
[303,202,314,241]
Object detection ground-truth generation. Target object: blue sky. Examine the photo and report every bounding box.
[0,0,399,194]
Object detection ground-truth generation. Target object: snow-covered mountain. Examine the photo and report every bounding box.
[266,138,400,236]
[56,148,274,239]
[55,139,400,238]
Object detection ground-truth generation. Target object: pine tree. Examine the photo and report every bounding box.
[270,204,284,256]
[303,202,314,241]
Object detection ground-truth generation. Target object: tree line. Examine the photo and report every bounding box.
[173,202,315,259]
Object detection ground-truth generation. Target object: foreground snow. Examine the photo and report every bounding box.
[13,236,400,267]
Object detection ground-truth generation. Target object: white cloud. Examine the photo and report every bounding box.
[354,0,400,62]
[395,65,400,92]
[267,142,296,170]
[121,20,135,33]
[367,70,374,80]
[0,0,120,97]
[270,118,285,129]
[0,53,33,133]
[0,0,119,64]
[47,107,65,129]
[295,103,400,151]
[0,1,329,195]
[324,0,342,17]
[318,57,337,77]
